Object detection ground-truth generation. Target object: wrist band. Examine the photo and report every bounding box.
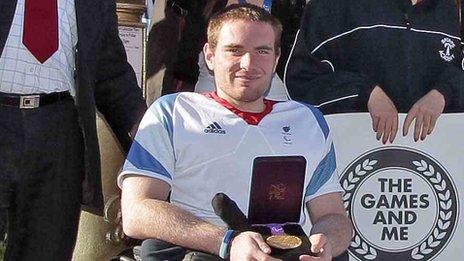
[219,229,235,259]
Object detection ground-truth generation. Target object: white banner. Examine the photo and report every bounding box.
[325,113,463,261]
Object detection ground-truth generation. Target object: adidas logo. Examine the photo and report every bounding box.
[204,122,226,134]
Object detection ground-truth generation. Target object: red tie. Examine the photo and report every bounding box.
[23,0,58,63]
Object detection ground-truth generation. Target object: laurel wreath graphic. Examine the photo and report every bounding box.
[342,159,378,208]
[341,148,457,261]
[342,159,379,260]
[410,160,454,260]
[351,235,378,260]
[342,158,455,260]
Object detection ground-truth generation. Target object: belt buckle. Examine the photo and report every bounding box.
[19,95,40,109]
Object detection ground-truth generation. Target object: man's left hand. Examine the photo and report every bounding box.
[403,89,445,142]
[299,233,332,261]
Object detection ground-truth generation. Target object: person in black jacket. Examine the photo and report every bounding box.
[285,0,464,144]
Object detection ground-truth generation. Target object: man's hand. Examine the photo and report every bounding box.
[230,231,280,261]
[403,89,445,142]
[299,233,332,261]
[367,86,398,144]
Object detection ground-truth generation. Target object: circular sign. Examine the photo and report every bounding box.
[340,147,459,260]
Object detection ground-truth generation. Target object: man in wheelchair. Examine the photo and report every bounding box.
[119,4,352,261]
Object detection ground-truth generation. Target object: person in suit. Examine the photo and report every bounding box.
[0,0,147,260]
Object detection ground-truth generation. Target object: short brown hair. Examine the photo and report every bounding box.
[207,4,282,54]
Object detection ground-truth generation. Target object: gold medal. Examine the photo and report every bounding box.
[266,235,302,249]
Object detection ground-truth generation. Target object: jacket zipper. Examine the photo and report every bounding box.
[404,12,413,104]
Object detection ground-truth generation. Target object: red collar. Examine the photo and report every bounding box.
[205,92,276,125]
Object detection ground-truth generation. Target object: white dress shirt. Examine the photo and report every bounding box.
[0,0,77,95]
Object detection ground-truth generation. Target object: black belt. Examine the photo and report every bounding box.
[0,91,72,109]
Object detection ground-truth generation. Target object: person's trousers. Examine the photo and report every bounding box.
[141,239,222,261]
[140,239,350,261]
[0,98,84,260]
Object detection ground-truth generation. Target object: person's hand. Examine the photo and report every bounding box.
[403,89,445,142]
[299,233,332,261]
[367,86,398,144]
[229,231,281,261]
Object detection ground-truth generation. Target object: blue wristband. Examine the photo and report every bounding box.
[219,229,235,259]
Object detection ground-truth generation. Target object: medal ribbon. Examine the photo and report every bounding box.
[266,224,285,235]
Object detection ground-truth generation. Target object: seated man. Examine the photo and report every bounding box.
[120,4,352,261]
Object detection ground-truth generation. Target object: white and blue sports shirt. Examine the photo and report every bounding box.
[119,92,343,226]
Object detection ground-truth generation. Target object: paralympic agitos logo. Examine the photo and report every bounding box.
[340,147,458,261]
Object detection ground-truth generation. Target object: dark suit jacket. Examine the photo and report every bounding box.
[0,0,147,215]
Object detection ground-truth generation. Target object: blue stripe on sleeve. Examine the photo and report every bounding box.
[152,93,178,142]
[127,140,172,179]
[305,144,336,197]
[297,102,329,140]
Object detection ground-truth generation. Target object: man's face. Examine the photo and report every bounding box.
[204,20,280,110]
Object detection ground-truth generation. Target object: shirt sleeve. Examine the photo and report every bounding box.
[303,108,343,203]
[118,94,178,187]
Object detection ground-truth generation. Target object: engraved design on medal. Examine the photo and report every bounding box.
[266,235,302,249]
